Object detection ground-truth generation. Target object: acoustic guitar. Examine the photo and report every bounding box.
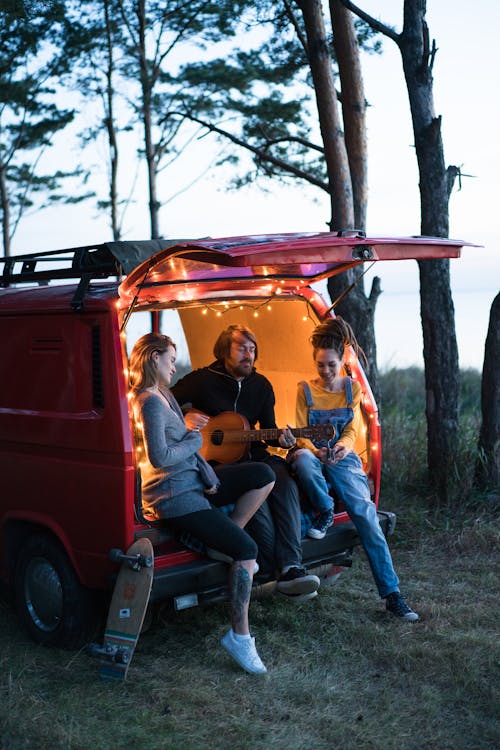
[199,411,335,464]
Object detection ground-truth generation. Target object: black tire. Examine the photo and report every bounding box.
[14,533,99,649]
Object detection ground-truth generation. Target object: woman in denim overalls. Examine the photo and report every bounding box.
[288,318,419,621]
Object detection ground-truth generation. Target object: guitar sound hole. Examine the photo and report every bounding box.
[211,429,224,446]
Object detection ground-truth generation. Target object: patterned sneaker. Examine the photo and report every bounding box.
[385,592,419,622]
[276,566,320,596]
[220,630,267,674]
[307,509,335,540]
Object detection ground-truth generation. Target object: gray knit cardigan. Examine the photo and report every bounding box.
[132,389,219,519]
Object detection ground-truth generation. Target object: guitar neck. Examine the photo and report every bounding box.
[224,427,323,443]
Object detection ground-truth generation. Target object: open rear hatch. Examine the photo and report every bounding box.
[115,231,470,311]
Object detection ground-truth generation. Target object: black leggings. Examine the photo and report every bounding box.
[170,462,273,561]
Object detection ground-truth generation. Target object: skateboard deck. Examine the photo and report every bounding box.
[89,537,154,682]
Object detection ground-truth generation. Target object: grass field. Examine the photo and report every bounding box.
[1,370,498,750]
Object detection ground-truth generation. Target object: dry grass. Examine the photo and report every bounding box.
[1,370,498,750]
[1,507,498,750]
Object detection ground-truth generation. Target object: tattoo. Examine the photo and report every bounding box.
[231,563,252,631]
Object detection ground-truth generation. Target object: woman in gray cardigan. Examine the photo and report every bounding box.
[130,333,274,675]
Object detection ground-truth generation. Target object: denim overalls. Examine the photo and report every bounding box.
[291,378,400,597]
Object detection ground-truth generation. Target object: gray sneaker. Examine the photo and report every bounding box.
[276,566,320,596]
[220,630,267,674]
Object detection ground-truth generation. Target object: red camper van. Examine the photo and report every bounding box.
[0,232,468,647]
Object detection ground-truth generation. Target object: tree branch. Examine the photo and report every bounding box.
[338,0,400,44]
[165,110,330,191]
[283,0,308,55]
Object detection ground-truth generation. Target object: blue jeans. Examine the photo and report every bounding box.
[292,450,399,597]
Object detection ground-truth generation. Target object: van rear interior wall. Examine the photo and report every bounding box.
[0,289,138,589]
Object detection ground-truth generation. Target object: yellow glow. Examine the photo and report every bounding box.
[253,311,259,318]
[275,287,282,295]
[267,305,272,311]
[202,308,208,315]
[216,311,222,317]
[371,442,379,451]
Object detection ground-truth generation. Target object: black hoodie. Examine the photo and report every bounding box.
[171,360,279,461]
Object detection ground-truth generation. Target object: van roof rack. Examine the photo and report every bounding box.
[0,245,121,310]
[0,239,189,310]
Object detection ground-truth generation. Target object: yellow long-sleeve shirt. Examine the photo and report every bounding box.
[295,378,363,454]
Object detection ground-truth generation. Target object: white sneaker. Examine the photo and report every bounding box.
[277,590,318,604]
[220,630,267,674]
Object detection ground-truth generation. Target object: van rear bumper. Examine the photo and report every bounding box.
[147,510,396,606]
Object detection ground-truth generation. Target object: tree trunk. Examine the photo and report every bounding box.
[399,0,459,500]
[327,0,381,403]
[329,0,367,230]
[136,0,160,239]
[103,0,120,241]
[297,0,354,229]
[0,166,11,256]
[327,270,382,403]
[476,293,500,491]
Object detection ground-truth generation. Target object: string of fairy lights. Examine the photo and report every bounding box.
[121,295,379,470]
[197,296,318,324]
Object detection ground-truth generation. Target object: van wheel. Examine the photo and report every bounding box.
[14,534,99,649]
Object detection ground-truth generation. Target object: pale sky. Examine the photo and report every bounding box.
[11,1,500,371]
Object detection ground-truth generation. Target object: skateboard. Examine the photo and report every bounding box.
[88,537,154,681]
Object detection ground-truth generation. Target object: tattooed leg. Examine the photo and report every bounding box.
[230,560,254,635]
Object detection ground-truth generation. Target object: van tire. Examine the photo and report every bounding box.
[14,534,99,649]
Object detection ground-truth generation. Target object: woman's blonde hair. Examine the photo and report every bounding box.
[129,333,176,392]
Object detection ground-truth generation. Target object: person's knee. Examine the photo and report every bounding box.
[293,450,317,472]
[253,462,276,488]
[234,535,258,561]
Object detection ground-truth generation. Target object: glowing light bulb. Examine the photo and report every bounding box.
[202,308,208,315]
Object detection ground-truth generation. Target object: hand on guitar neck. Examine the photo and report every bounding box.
[198,411,335,464]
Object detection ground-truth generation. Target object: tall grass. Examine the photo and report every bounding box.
[379,367,491,512]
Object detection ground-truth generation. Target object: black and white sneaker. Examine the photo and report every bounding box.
[307,509,334,540]
[276,566,320,596]
[385,592,419,622]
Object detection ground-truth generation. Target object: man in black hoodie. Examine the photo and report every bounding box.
[171,324,320,601]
